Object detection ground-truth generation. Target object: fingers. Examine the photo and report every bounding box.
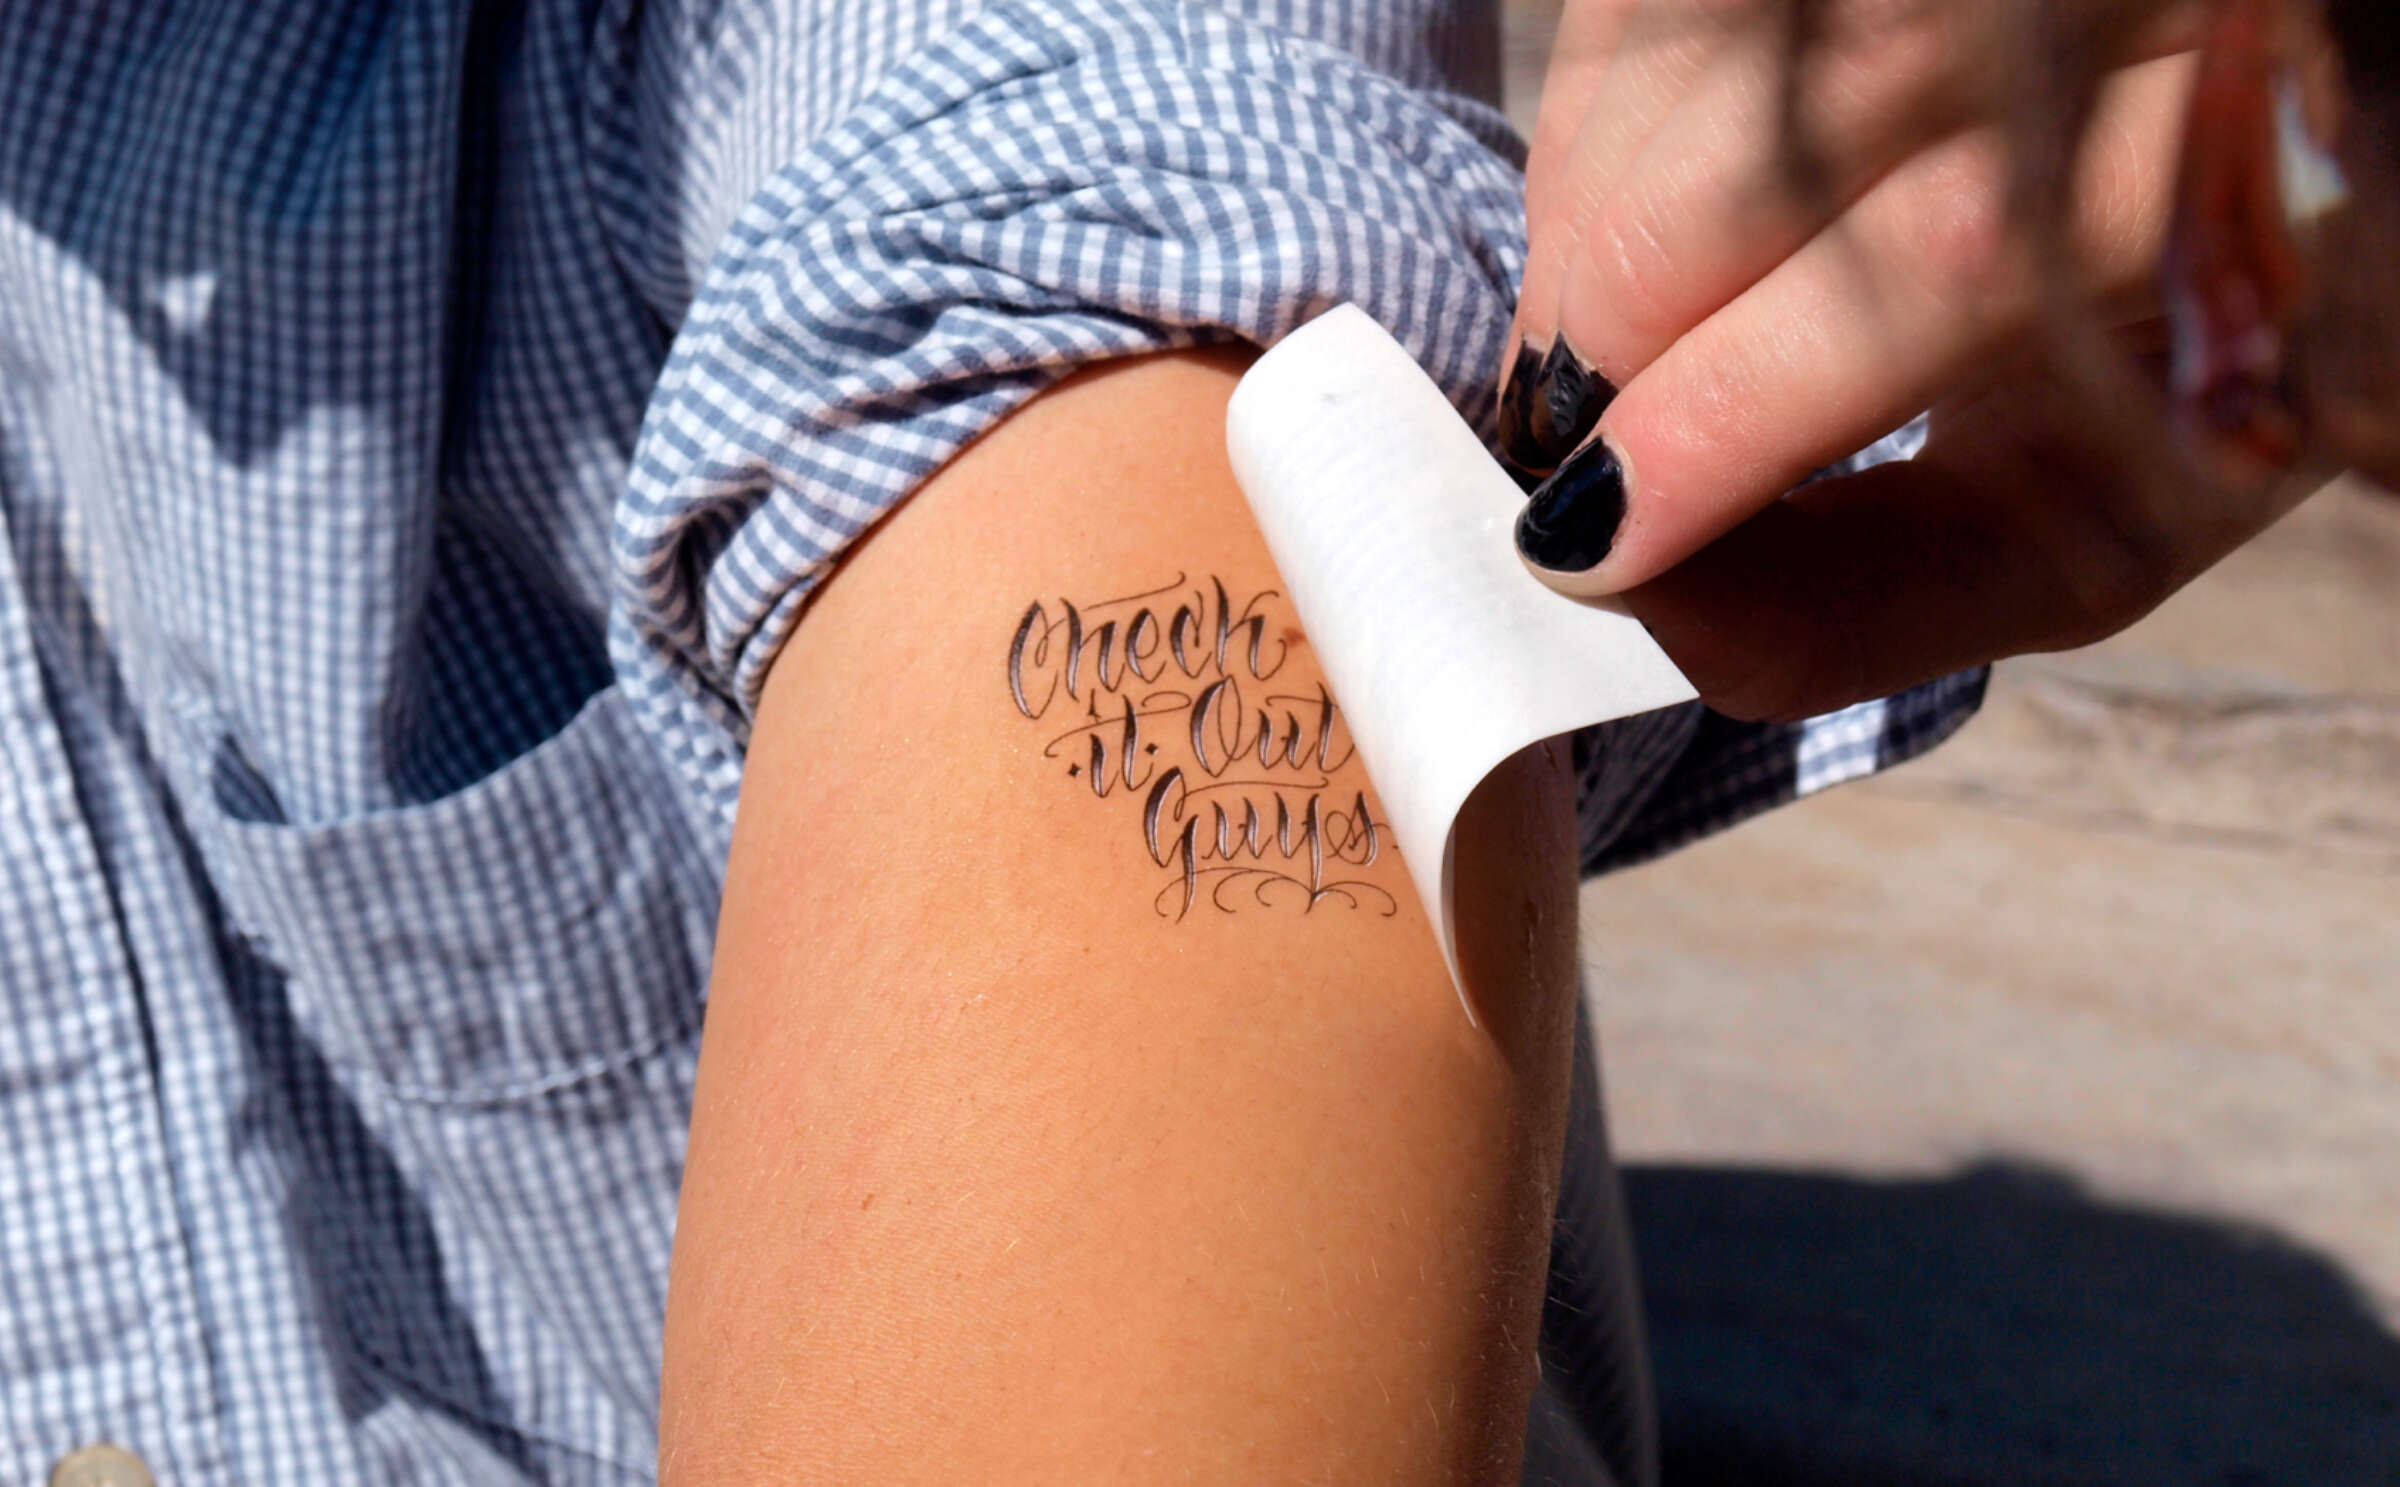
[1502,0,2213,481]
[1519,0,1645,229]
[1512,0,1994,480]
[1551,2,1999,382]
[1620,371,2322,722]
[1516,52,2197,599]
[1503,2,1750,473]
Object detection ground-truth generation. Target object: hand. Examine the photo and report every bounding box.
[1500,0,2398,722]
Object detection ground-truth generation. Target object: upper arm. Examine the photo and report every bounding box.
[660,348,1583,1485]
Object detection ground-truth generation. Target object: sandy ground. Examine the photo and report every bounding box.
[1498,5,2400,1480]
[1583,485,2400,1484]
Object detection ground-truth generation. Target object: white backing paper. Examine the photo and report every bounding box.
[1225,306,1697,1002]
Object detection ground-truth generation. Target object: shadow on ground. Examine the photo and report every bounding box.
[1627,1162,2400,1486]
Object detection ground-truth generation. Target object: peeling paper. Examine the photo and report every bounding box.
[1225,306,1697,1008]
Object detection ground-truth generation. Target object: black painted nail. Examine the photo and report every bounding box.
[1497,340,1549,472]
[1534,341,1617,458]
[1499,339,1618,476]
[1515,437,1628,574]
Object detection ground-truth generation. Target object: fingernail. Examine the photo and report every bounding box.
[1496,340,1549,472]
[1534,342,1618,460]
[1515,437,1628,576]
[1499,340,1618,476]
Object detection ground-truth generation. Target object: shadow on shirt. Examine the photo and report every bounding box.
[221,935,542,1478]
[1627,1160,2400,1487]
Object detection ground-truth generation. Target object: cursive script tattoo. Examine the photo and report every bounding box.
[1007,575,1397,920]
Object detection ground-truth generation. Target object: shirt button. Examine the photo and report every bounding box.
[48,1444,156,1487]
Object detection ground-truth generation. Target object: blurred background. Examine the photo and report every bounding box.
[1499,2,2400,1481]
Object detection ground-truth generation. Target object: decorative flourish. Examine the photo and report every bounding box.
[1007,575,1397,919]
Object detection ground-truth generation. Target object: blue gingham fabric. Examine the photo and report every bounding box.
[0,2,1980,1483]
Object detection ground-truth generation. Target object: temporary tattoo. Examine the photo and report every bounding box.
[1007,575,1397,919]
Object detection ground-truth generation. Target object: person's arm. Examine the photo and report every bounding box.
[659,348,1584,1484]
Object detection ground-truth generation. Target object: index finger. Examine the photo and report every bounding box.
[1515,54,2192,597]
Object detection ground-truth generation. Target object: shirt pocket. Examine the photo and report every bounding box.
[203,683,717,1104]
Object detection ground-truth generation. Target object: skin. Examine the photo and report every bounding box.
[660,349,1584,1484]
[1510,0,2396,723]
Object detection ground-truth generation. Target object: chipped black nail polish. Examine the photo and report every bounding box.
[1532,340,1615,461]
[1515,438,1627,574]
[1497,340,1550,473]
[1500,340,1618,477]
